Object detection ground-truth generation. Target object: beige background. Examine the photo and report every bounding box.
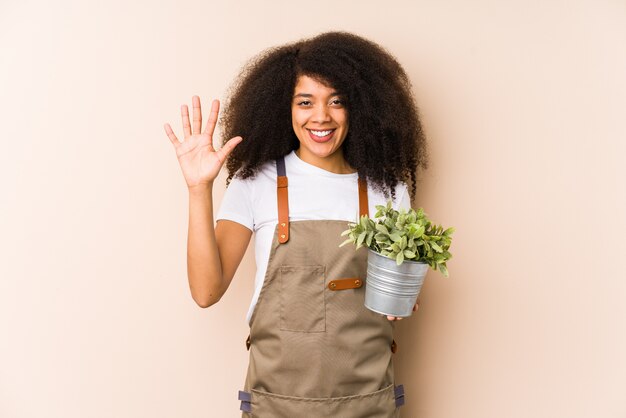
[1,0,625,417]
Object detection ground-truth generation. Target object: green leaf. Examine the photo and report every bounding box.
[357,231,367,247]
[339,238,353,247]
[431,242,443,253]
[439,263,449,277]
[376,224,389,234]
[340,229,352,236]
[403,250,416,258]
[396,251,404,265]
[374,233,388,242]
[366,231,374,247]
[400,235,407,249]
[390,233,402,242]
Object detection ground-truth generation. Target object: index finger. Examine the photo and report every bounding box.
[203,99,220,137]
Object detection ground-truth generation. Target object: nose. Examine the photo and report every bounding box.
[312,103,331,123]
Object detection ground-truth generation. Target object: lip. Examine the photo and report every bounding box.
[307,128,336,143]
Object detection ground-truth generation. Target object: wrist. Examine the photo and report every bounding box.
[188,182,213,195]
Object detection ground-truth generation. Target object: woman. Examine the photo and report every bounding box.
[164,31,428,417]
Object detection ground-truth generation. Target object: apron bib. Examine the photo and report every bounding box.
[238,157,405,417]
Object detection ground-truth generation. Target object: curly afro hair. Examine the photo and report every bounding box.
[221,31,428,199]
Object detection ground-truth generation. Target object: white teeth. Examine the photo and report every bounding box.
[310,129,333,137]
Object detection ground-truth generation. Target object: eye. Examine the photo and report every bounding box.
[330,98,345,106]
[297,100,312,106]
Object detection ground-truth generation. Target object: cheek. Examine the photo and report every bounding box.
[337,117,350,136]
[291,109,306,129]
[336,111,349,132]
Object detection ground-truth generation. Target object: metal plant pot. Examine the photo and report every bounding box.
[364,249,428,317]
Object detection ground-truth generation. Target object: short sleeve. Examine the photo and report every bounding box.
[215,176,254,231]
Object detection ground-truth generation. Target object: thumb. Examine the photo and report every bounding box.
[216,136,243,163]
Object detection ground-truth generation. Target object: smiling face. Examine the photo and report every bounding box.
[291,75,352,173]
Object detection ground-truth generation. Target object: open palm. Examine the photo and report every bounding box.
[164,96,242,189]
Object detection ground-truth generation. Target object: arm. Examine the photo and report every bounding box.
[164,96,246,308]
[187,186,252,307]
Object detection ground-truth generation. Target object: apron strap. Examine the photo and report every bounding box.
[276,157,290,244]
[275,156,369,245]
[358,177,369,217]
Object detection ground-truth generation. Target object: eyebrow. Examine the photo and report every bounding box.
[293,92,341,99]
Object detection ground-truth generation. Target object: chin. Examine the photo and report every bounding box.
[304,143,338,158]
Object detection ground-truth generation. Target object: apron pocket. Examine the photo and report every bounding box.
[248,384,397,418]
[279,265,326,332]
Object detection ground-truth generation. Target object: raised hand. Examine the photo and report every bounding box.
[164,96,242,190]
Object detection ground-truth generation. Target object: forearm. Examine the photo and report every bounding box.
[186,184,224,307]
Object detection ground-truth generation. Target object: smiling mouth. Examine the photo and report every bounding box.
[307,128,336,142]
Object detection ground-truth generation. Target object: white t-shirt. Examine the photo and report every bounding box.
[216,150,412,324]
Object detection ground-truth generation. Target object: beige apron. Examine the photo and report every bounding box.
[238,157,405,417]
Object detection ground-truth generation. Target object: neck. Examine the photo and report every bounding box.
[295,148,356,174]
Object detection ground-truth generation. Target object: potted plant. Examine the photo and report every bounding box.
[340,200,455,317]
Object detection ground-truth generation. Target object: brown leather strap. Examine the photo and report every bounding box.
[358,177,369,217]
[277,158,368,244]
[277,175,289,244]
[328,278,363,291]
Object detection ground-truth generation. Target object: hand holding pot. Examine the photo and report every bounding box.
[386,298,420,321]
